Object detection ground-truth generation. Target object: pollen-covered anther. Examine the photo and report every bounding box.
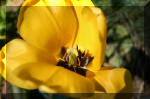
[56,46,94,76]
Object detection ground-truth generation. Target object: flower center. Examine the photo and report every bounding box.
[56,46,94,76]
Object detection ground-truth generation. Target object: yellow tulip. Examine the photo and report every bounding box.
[0,0,132,98]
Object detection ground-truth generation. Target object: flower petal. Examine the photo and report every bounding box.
[73,7,107,71]
[70,0,94,6]
[90,7,107,66]
[18,0,78,55]
[40,66,95,94]
[1,39,55,89]
[0,46,6,79]
[44,0,94,6]
[13,62,95,95]
[1,39,94,93]
[94,67,133,93]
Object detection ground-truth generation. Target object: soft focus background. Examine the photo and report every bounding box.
[0,0,149,99]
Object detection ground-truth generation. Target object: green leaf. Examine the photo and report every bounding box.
[106,42,118,57]
[109,53,123,67]
[120,38,133,56]
[115,25,129,38]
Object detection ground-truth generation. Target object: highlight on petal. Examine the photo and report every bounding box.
[44,0,70,6]
[22,0,71,6]
[73,6,107,71]
[70,0,94,6]
[90,7,107,68]
[94,67,133,93]
[13,62,94,95]
[3,39,55,89]
[36,0,94,6]
[17,0,78,55]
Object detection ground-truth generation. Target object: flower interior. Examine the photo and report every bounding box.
[57,46,94,76]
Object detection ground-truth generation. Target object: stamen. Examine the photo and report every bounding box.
[63,53,66,60]
[56,46,94,76]
[77,57,81,66]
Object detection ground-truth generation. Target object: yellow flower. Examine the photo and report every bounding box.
[0,0,132,98]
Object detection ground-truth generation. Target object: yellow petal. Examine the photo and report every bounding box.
[17,0,78,55]
[94,67,133,93]
[73,7,107,71]
[0,46,6,79]
[44,0,69,6]
[13,62,94,95]
[2,39,55,89]
[90,7,107,66]
[45,0,94,6]
[40,65,95,93]
[70,0,94,6]
[21,0,70,6]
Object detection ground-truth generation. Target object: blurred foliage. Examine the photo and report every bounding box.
[0,0,148,99]
[92,0,150,6]
[101,6,144,67]
[0,6,6,48]
[0,6,6,36]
